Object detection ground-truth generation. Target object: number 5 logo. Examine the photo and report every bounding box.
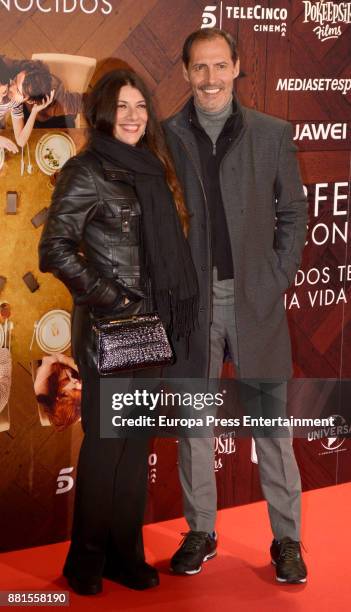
[201,5,217,28]
[56,467,74,495]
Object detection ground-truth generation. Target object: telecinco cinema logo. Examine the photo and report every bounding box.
[302,1,351,42]
[308,415,350,455]
[201,3,288,36]
[56,467,75,495]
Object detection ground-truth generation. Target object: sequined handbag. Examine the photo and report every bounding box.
[92,312,174,376]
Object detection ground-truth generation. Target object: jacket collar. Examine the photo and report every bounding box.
[164,96,247,177]
[189,97,243,143]
[166,94,247,136]
[85,147,134,184]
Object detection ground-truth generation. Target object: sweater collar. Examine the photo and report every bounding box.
[167,94,246,137]
[188,96,244,148]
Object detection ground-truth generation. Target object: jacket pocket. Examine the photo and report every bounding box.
[268,251,289,292]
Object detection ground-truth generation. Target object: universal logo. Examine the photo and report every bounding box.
[308,415,350,455]
[0,0,112,14]
[201,3,288,37]
[56,467,74,495]
[302,0,351,42]
[214,431,236,471]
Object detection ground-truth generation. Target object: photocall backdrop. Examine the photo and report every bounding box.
[0,0,350,551]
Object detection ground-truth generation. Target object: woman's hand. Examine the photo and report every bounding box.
[11,90,55,148]
[33,355,57,395]
[32,90,55,115]
[54,353,79,372]
[0,136,18,153]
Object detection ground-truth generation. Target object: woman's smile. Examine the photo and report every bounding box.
[114,85,148,145]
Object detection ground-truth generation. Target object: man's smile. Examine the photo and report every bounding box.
[200,86,222,95]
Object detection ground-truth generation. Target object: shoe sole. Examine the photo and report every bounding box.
[271,560,307,584]
[171,550,217,576]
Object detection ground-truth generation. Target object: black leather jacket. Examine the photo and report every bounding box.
[39,149,148,369]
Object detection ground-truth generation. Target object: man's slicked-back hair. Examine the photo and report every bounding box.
[182,28,239,68]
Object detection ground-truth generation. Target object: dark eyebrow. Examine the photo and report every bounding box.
[117,99,146,104]
[192,61,229,68]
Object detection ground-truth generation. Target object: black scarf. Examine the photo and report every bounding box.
[89,130,199,338]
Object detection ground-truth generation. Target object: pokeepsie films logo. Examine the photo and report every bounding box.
[214,431,236,471]
[302,0,351,42]
[201,3,287,36]
[0,0,112,14]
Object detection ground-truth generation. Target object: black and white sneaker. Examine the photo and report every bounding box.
[270,537,307,584]
[170,531,217,575]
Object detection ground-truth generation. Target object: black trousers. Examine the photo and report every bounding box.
[64,365,149,579]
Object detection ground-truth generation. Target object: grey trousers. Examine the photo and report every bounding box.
[178,275,301,540]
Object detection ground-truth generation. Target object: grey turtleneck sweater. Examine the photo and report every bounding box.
[191,96,237,283]
[194,96,233,147]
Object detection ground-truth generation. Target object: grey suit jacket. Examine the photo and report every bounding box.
[163,99,308,380]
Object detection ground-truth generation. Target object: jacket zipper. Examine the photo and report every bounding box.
[178,138,214,378]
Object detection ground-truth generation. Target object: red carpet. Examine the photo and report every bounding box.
[1,483,350,611]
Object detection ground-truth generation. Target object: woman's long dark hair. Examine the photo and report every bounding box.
[84,69,190,236]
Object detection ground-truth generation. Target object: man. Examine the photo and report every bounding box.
[163,28,308,584]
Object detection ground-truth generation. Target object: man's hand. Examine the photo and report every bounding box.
[0,136,18,153]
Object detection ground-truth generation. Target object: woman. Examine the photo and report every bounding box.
[38,69,198,595]
[33,354,81,430]
[0,55,54,146]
